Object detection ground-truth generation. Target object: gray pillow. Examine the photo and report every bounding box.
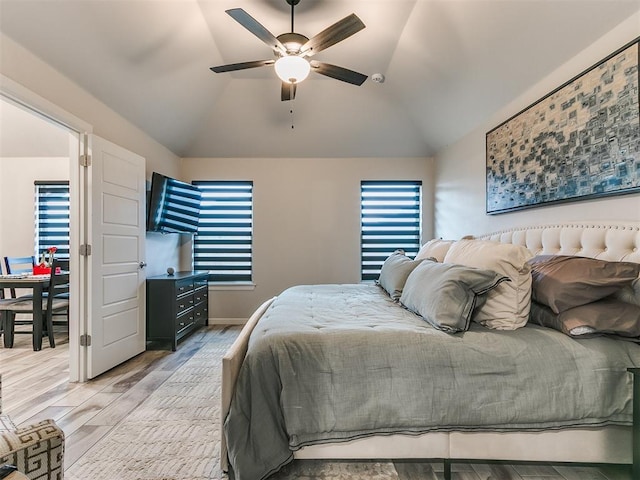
[529,299,640,338]
[377,250,426,301]
[400,261,509,333]
[528,255,640,313]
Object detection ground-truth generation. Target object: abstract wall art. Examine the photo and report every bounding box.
[486,38,640,214]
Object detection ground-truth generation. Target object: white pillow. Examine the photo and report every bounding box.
[443,239,533,330]
[415,239,454,263]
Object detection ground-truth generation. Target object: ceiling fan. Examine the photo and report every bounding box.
[210,0,368,101]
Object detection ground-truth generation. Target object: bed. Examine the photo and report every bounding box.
[221,222,640,480]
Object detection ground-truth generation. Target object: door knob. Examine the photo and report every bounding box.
[139,261,147,269]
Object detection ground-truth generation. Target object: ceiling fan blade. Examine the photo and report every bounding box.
[281,82,297,101]
[226,8,286,54]
[210,59,275,73]
[311,61,368,86]
[300,13,365,56]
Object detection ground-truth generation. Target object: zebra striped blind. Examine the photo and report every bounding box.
[35,181,70,260]
[193,181,253,282]
[361,181,422,281]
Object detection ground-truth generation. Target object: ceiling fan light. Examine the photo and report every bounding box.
[275,56,310,84]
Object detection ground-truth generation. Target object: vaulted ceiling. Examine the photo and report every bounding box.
[1,0,638,158]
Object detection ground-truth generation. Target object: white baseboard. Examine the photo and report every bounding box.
[209,317,247,325]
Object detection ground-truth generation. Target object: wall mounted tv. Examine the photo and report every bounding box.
[146,172,202,233]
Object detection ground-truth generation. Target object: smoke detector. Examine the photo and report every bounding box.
[371,73,385,83]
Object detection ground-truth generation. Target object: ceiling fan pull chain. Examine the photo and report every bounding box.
[290,109,295,130]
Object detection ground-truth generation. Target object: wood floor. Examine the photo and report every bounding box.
[0,325,633,480]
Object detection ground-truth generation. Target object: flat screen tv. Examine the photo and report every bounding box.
[146,172,202,233]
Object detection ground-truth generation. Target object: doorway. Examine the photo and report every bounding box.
[1,76,149,382]
[0,90,84,381]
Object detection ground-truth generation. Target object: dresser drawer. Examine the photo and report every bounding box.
[176,313,194,335]
[176,278,194,297]
[176,297,194,316]
[194,287,208,305]
[194,276,208,290]
[193,303,207,325]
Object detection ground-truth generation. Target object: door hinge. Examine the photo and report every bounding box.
[80,334,92,347]
[80,244,92,256]
[80,154,91,167]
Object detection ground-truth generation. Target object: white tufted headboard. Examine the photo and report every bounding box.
[478,222,640,264]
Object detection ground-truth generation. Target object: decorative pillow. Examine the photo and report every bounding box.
[400,261,509,333]
[528,255,640,314]
[612,278,640,307]
[443,239,533,330]
[414,239,455,262]
[529,299,640,338]
[377,250,426,301]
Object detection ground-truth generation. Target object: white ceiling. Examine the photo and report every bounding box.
[1,0,638,159]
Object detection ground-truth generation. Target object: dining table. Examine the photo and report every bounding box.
[0,274,51,350]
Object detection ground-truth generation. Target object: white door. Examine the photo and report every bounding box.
[86,135,146,379]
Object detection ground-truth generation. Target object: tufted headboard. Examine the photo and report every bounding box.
[478,222,640,264]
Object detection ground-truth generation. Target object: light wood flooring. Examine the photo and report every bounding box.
[0,325,634,480]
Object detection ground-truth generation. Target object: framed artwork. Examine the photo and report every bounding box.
[486,38,640,215]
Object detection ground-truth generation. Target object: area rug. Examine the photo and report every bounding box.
[64,327,401,480]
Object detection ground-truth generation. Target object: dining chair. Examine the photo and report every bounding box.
[0,259,69,349]
[13,257,70,328]
[0,263,5,300]
[49,259,69,325]
[3,257,36,298]
[0,265,21,339]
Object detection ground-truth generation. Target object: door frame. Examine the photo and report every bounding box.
[1,74,92,382]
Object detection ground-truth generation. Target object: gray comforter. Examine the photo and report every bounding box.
[224,284,640,480]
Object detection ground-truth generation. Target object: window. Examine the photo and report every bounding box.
[193,181,253,282]
[35,181,70,260]
[360,181,422,281]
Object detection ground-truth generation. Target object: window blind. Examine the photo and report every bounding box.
[361,181,422,281]
[35,181,70,260]
[193,181,253,282]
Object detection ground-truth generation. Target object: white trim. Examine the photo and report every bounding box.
[210,317,247,326]
[0,74,92,134]
[68,132,83,383]
[208,283,256,291]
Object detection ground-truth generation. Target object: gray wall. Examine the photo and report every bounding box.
[182,156,434,320]
[434,13,640,240]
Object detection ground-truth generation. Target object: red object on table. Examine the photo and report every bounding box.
[32,265,60,275]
